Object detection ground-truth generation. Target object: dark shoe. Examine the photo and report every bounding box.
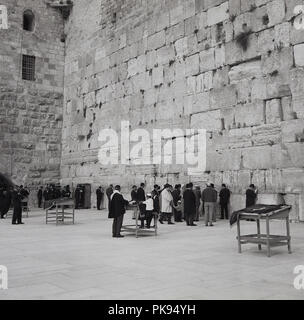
[168,222,175,225]
[12,222,17,225]
[18,222,25,225]
[209,224,214,227]
[116,235,124,238]
[159,219,164,224]
[190,224,197,226]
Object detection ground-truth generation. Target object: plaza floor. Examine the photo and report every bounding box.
[0,208,303,300]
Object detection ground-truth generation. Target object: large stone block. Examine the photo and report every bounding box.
[207,2,229,26]
[199,48,215,72]
[152,66,164,86]
[228,59,262,82]
[185,53,200,76]
[210,85,237,109]
[294,43,304,67]
[242,145,274,169]
[147,30,166,51]
[274,22,290,48]
[281,119,304,143]
[234,101,265,127]
[190,109,222,131]
[261,47,293,76]
[266,0,286,26]
[170,5,184,26]
[192,91,210,113]
[265,99,283,124]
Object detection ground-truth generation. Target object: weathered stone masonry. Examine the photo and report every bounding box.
[0,0,65,204]
[61,0,304,220]
[1,0,304,220]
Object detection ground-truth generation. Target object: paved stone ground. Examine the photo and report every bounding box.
[0,209,304,300]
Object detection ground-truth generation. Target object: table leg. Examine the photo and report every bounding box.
[286,217,291,254]
[257,218,262,251]
[266,216,271,257]
[135,206,139,238]
[237,216,241,254]
[56,206,58,226]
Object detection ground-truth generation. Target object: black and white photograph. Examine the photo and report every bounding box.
[0,0,304,303]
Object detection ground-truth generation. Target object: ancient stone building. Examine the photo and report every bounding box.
[1,0,304,220]
[0,0,65,204]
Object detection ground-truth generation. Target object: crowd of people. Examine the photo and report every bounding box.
[1,179,258,234]
[104,182,258,238]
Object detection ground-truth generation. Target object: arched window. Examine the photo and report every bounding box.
[23,10,35,31]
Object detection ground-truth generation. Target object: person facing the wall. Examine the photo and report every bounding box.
[202,183,217,227]
[219,184,231,220]
[96,186,104,210]
[183,183,197,226]
[246,184,258,208]
[106,184,114,213]
[37,186,43,208]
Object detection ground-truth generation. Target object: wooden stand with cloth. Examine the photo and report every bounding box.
[230,204,292,257]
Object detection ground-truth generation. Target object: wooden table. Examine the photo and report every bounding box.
[46,198,75,225]
[236,205,292,257]
[121,204,158,238]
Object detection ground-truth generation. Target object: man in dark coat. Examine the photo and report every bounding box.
[194,186,201,221]
[37,186,43,208]
[219,184,231,220]
[0,185,11,219]
[246,184,257,208]
[108,185,129,238]
[137,183,146,202]
[172,184,182,222]
[75,186,81,209]
[131,185,138,202]
[12,186,24,225]
[96,186,104,210]
[106,184,114,213]
[183,183,197,226]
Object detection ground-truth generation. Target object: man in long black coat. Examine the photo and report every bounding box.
[109,185,129,238]
[12,186,24,225]
[37,187,43,208]
[96,186,104,210]
[172,184,182,222]
[183,183,197,226]
[219,184,231,219]
[137,183,146,202]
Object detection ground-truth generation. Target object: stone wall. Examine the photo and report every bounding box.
[60,0,303,220]
[0,0,65,204]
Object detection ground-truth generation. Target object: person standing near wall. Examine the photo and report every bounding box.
[194,186,202,222]
[183,183,197,226]
[37,186,43,208]
[246,184,258,208]
[219,184,231,220]
[172,184,182,222]
[12,186,24,225]
[159,184,174,225]
[106,184,114,213]
[109,185,129,238]
[202,183,217,227]
[96,186,104,210]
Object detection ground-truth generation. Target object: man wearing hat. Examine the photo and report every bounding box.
[109,185,129,238]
